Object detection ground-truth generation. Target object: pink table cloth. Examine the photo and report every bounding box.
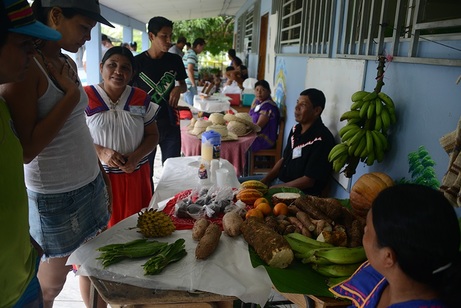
[181,126,257,177]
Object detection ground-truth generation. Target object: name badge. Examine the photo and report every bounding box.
[129,105,146,116]
[292,147,302,159]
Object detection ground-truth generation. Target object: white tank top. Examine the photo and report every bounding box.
[25,58,99,193]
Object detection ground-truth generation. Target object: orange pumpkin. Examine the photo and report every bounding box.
[349,172,394,216]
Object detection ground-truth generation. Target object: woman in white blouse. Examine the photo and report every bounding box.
[85,46,159,227]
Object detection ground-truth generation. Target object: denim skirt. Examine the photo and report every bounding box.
[28,172,110,258]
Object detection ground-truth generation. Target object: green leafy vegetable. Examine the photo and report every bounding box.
[143,239,187,275]
[97,239,168,268]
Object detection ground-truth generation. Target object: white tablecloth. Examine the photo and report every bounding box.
[193,95,231,113]
[149,156,241,209]
[67,156,274,306]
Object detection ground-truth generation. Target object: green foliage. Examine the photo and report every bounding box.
[396,146,440,189]
[173,17,235,56]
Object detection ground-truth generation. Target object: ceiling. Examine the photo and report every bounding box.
[99,0,247,24]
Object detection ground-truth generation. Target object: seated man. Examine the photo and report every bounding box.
[222,66,244,91]
[260,88,336,196]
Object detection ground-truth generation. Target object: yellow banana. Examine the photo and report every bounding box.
[312,263,362,278]
[377,92,395,109]
[340,110,361,121]
[359,100,370,118]
[351,91,369,102]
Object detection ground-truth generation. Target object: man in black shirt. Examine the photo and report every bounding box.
[132,16,187,191]
[261,88,335,196]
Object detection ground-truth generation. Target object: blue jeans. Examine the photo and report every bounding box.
[184,86,197,106]
[28,173,110,258]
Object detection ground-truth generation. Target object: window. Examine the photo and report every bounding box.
[280,0,303,46]
[245,8,254,52]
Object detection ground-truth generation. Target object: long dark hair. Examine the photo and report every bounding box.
[372,184,461,307]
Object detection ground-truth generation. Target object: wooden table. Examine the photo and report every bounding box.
[89,276,236,308]
[181,126,257,177]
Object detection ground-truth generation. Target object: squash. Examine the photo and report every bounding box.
[349,172,394,216]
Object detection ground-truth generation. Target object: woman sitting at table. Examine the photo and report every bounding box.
[249,80,281,152]
[331,184,461,308]
[84,46,160,227]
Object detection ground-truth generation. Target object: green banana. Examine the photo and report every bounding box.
[303,255,334,265]
[376,131,389,151]
[312,263,362,278]
[284,233,334,249]
[347,128,366,147]
[367,99,376,119]
[374,115,382,131]
[365,130,374,158]
[362,91,377,102]
[377,92,395,109]
[365,149,375,166]
[374,98,383,116]
[340,110,360,121]
[350,99,365,110]
[390,110,397,124]
[341,126,361,142]
[359,100,370,118]
[380,107,391,131]
[370,130,383,155]
[353,137,367,158]
[328,143,349,162]
[351,91,369,102]
[338,124,360,138]
[376,147,385,163]
[347,117,364,126]
[313,246,367,265]
[333,153,348,172]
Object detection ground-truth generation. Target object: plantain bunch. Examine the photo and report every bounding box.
[284,233,366,279]
[328,57,397,178]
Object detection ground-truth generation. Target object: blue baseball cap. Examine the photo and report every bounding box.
[4,0,61,41]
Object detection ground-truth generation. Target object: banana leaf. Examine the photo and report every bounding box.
[248,246,333,297]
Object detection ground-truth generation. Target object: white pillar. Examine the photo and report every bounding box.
[86,24,103,85]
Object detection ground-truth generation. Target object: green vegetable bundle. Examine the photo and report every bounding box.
[143,238,187,275]
[97,239,168,268]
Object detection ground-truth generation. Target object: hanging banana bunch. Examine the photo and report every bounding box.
[328,56,397,178]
